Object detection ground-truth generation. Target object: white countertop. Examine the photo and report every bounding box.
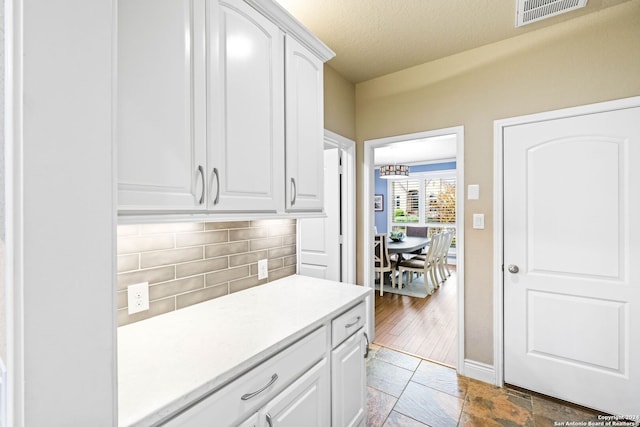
[117,275,371,426]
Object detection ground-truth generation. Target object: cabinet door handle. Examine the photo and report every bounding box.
[240,373,278,401]
[344,316,361,329]
[290,177,297,206]
[363,332,370,358]
[197,165,205,205]
[265,413,273,427]
[212,167,220,205]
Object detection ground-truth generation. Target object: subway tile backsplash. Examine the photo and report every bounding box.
[117,219,297,326]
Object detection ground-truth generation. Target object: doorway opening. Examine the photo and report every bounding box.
[364,127,464,370]
[298,130,356,284]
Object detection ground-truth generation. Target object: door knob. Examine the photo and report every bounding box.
[508,265,519,274]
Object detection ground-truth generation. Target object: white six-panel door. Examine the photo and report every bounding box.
[503,105,640,414]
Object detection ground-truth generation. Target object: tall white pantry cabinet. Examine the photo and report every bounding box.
[117,0,333,214]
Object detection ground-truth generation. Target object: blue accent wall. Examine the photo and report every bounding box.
[374,161,456,234]
[374,168,387,234]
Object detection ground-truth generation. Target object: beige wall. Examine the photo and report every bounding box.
[324,64,356,140]
[354,1,640,364]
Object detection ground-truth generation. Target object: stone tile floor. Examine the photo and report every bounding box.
[366,344,631,427]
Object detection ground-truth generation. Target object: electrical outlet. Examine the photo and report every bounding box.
[258,259,268,280]
[128,282,150,314]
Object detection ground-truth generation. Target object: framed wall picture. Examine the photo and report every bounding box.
[374,194,384,212]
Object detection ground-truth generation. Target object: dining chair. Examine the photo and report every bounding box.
[397,232,441,295]
[435,231,454,283]
[405,226,429,255]
[406,226,429,237]
[374,233,396,296]
[411,231,435,275]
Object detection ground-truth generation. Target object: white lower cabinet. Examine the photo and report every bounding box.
[159,302,367,427]
[238,413,259,427]
[331,329,366,427]
[257,358,329,427]
[162,327,327,426]
[330,302,367,427]
[208,359,330,427]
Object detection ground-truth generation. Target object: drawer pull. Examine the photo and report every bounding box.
[212,167,220,206]
[240,374,278,401]
[266,413,273,427]
[290,178,297,206]
[364,332,370,358]
[344,316,361,329]
[197,165,205,205]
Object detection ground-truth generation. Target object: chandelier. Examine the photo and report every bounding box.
[379,164,410,179]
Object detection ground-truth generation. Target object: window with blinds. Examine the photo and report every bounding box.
[425,177,456,224]
[391,179,421,224]
[390,174,456,226]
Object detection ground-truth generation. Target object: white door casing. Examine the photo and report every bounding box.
[363,127,464,371]
[500,101,640,414]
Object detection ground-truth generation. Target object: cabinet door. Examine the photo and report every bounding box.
[238,413,259,427]
[258,358,330,427]
[118,0,206,211]
[285,36,325,212]
[331,329,366,427]
[207,0,285,212]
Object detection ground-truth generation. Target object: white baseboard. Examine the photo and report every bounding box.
[462,359,496,385]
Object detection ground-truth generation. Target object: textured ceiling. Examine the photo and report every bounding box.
[275,0,632,83]
[374,135,457,166]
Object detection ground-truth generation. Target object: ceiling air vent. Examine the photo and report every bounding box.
[516,0,588,27]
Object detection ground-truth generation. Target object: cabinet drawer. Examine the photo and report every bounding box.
[163,326,327,426]
[331,302,365,348]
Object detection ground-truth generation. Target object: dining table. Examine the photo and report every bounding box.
[387,236,431,258]
[387,236,431,271]
[383,236,431,287]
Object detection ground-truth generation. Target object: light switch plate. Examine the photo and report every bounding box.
[128,282,149,314]
[258,259,268,280]
[468,184,480,200]
[473,213,485,230]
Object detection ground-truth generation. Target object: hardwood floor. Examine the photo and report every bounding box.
[373,270,457,367]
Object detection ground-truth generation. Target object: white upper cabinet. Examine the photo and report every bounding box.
[117,0,334,215]
[285,36,325,212]
[118,0,207,211]
[207,0,284,212]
